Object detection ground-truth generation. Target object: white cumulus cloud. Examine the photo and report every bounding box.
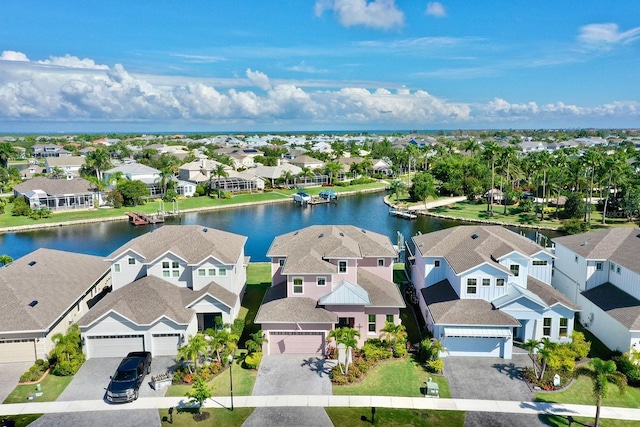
[315,0,404,30]
[426,2,446,18]
[0,50,30,61]
[246,68,272,91]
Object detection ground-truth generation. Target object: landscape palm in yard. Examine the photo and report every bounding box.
[178,333,208,373]
[522,339,540,377]
[573,358,627,427]
[328,327,360,374]
[380,321,408,347]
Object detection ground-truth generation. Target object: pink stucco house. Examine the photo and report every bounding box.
[255,225,405,355]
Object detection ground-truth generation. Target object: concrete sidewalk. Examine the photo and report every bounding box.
[2,395,640,422]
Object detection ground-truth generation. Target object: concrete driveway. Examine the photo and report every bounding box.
[57,356,180,402]
[242,354,336,427]
[443,353,545,427]
[0,362,32,403]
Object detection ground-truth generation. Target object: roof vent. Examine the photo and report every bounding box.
[203,228,208,232]
[29,261,36,266]
[339,232,344,237]
[580,241,588,246]
[319,233,324,238]
[471,233,479,239]
[29,300,38,307]
[361,229,367,233]
[294,231,299,235]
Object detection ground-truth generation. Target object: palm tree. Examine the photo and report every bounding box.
[205,325,239,363]
[360,158,374,177]
[327,327,361,374]
[0,254,13,266]
[522,339,540,377]
[601,152,630,224]
[84,148,112,181]
[245,330,268,355]
[208,163,229,197]
[280,170,295,188]
[582,148,604,222]
[499,146,518,214]
[574,358,627,427]
[537,337,557,380]
[481,141,500,215]
[324,161,342,185]
[155,167,175,196]
[0,142,18,168]
[389,179,406,203]
[380,321,407,347]
[178,333,208,373]
[551,150,570,219]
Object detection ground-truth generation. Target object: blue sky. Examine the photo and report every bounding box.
[1,0,639,132]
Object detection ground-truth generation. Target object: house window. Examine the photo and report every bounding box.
[316,277,326,286]
[171,261,180,277]
[434,260,440,267]
[467,278,477,294]
[293,278,303,294]
[533,260,548,266]
[128,257,136,265]
[559,318,568,336]
[510,264,520,277]
[616,266,621,274]
[543,318,552,336]
[338,261,347,274]
[378,259,385,267]
[482,278,491,287]
[197,269,206,277]
[496,278,505,287]
[575,255,579,263]
[163,261,180,277]
[610,263,615,271]
[338,317,355,328]
[209,269,216,276]
[386,314,394,323]
[113,263,121,273]
[162,261,170,277]
[279,259,285,267]
[219,268,227,276]
[596,262,603,271]
[368,314,376,332]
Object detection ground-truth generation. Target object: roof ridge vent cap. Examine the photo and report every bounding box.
[29,261,36,266]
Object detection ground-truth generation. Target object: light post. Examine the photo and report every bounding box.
[228,354,234,411]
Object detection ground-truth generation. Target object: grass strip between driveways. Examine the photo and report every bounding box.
[332,356,451,398]
[2,374,73,404]
[159,407,253,427]
[0,414,43,427]
[326,407,464,427]
[535,376,640,408]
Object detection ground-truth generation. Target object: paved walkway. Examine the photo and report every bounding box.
[2,395,640,421]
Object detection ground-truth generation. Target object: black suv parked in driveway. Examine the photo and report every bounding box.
[106,351,152,403]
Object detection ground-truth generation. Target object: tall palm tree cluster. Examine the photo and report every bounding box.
[177,325,239,374]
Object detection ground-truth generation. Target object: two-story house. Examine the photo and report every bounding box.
[552,228,640,353]
[0,249,110,363]
[408,226,577,359]
[255,225,405,356]
[78,225,248,359]
[105,162,195,198]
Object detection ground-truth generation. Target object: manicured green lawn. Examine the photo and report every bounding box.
[159,407,253,426]
[541,414,640,427]
[326,407,464,427]
[0,414,43,427]
[0,182,387,229]
[3,374,73,404]
[536,377,640,408]
[574,321,613,359]
[393,264,424,344]
[332,356,451,398]
[240,264,271,346]
[165,352,257,397]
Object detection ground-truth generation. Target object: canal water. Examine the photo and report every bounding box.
[0,192,563,262]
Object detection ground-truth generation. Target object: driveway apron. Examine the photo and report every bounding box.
[0,361,32,403]
[443,353,546,427]
[243,354,336,427]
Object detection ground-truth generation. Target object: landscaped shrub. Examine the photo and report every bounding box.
[243,352,262,369]
[426,359,444,374]
[361,343,392,362]
[393,342,407,358]
[231,318,244,340]
[52,356,84,376]
[19,359,50,383]
[613,354,640,387]
[568,331,590,361]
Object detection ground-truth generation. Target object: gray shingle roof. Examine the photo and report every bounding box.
[357,268,405,308]
[255,283,338,324]
[78,276,195,326]
[269,225,396,275]
[553,228,640,274]
[582,282,640,331]
[189,281,238,309]
[14,177,95,196]
[422,279,519,326]
[107,225,247,265]
[412,225,550,274]
[526,276,579,310]
[0,249,109,333]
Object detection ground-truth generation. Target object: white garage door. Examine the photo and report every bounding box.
[0,340,36,363]
[269,332,324,355]
[443,337,503,357]
[86,335,145,359]
[152,333,181,356]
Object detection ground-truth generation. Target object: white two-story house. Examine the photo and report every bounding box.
[255,225,405,356]
[78,225,248,359]
[407,226,577,359]
[552,228,640,353]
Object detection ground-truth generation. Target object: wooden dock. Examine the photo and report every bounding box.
[389,209,417,220]
[126,212,165,226]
